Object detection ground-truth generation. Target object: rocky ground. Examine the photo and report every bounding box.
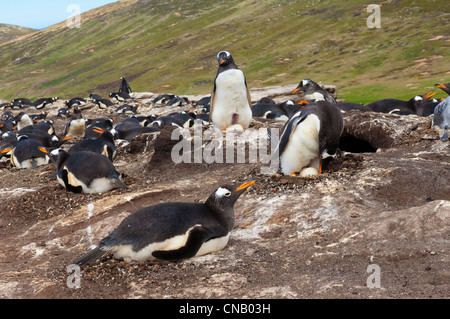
[0,85,449,300]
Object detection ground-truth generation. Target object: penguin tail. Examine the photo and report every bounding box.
[111,176,129,190]
[71,246,106,267]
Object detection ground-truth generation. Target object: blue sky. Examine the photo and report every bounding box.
[0,1,118,29]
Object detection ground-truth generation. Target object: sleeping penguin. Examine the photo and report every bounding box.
[49,148,128,194]
[210,51,252,131]
[68,127,117,161]
[70,179,256,266]
[273,101,344,177]
[6,135,49,169]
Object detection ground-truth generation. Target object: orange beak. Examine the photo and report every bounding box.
[92,127,104,134]
[220,59,226,65]
[292,88,301,94]
[436,84,447,89]
[1,148,12,154]
[297,100,309,105]
[424,91,436,99]
[236,179,256,191]
[39,147,48,154]
[61,136,72,141]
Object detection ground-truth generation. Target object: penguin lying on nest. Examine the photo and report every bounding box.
[71,179,256,266]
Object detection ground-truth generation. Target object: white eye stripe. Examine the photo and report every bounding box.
[216,187,232,197]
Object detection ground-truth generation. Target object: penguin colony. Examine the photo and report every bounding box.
[1,54,448,267]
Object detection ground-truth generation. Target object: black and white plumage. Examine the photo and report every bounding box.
[6,135,49,169]
[119,77,132,94]
[94,98,114,109]
[64,118,87,138]
[108,92,132,102]
[68,128,116,161]
[49,149,128,194]
[292,79,337,104]
[70,179,256,266]
[435,83,450,96]
[367,91,436,115]
[210,51,252,131]
[273,101,344,176]
[14,112,33,131]
[432,96,450,140]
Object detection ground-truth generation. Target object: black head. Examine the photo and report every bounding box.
[217,51,235,67]
[205,179,256,212]
[292,79,322,94]
[49,148,70,168]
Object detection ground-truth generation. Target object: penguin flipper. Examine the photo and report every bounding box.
[209,85,216,124]
[152,225,211,261]
[71,246,107,267]
[272,110,307,159]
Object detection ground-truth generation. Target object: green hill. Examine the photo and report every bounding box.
[0,23,36,44]
[0,0,449,103]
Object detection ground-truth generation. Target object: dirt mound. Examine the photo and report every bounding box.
[0,90,449,299]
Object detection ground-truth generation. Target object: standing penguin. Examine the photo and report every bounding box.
[210,51,252,131]
[49,148,128,194]
[119,77,132,94]
[432,96,450,140]
[273,101,344,177]
[70,179,256,266]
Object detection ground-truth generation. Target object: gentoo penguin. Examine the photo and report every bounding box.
[70,179,256,266]
[115,104,139,114]
[337,102,372,113]
[0,132,18,161]
[14,112,34,131]
[195,96,211,108]
[31,111,49,124]
[119,77,132,94]
[89,93,102,102]
[367,91,436,115]
[6,135,49,169]
[68,128,116,161]
[0,103,11,110]
[112,118,160,142]
[251,100,297,120]
[64,97,86,108]
[1,110,14,122]
[18,125,71,148]
[83,118,114,139]
[11,98,32,108]
[64,118,87,138]
[167,111,195,128]
[167,95,189,107]
[274,101,344,176]
[292,79,337,104]
[49,149,128,194]
[95,98,114,109]
[210,51,252,131]
[108,92,131,102]
[150,115,183,129]
[57,108,72,118]
[432,96,450,140]
[435,83,450,95]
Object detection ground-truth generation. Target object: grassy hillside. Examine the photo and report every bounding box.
[0,0,449,103]
[0,24,36,45]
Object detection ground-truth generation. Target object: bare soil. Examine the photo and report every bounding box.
[0,88,449,300]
